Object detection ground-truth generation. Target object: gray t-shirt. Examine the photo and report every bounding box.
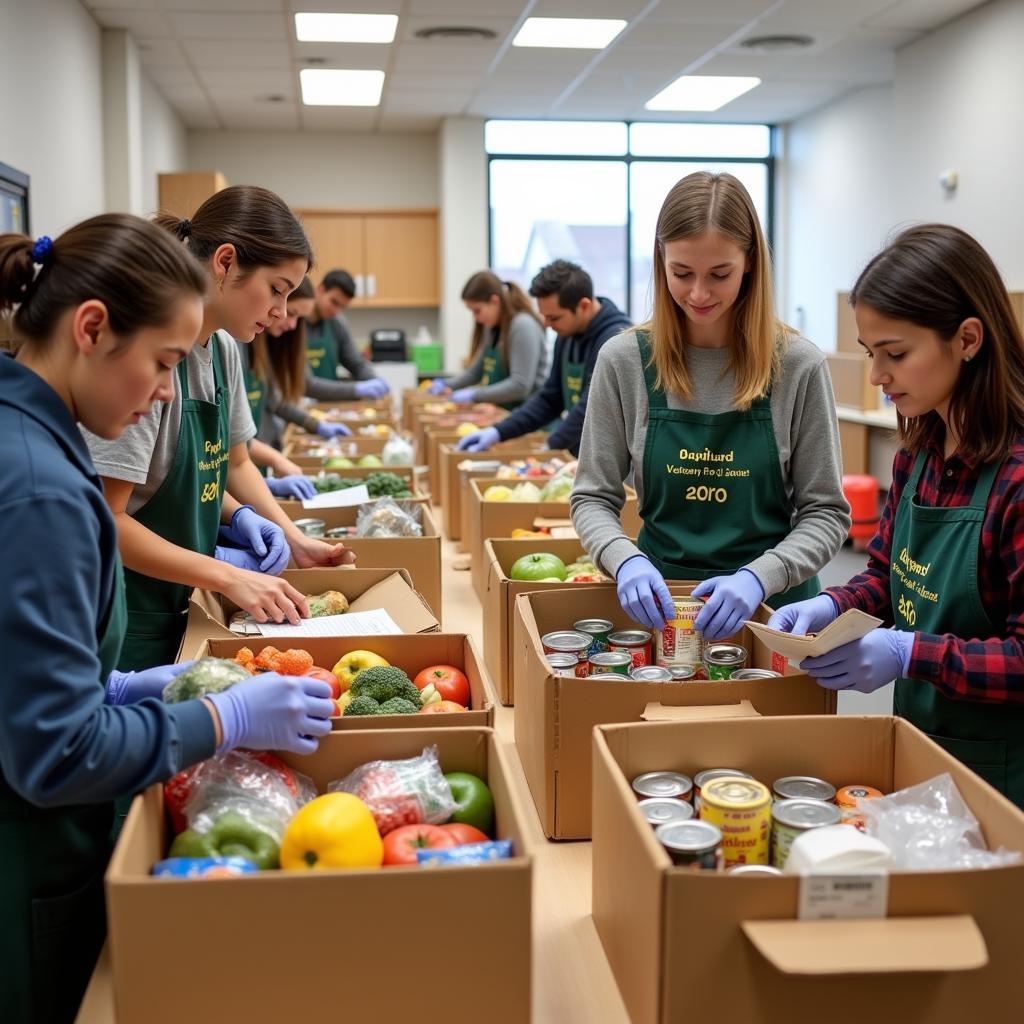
[448,311,549,405]
[84,331,256,515]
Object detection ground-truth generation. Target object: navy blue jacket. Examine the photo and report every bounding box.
[0,355,215,808]
[494,297,632,455]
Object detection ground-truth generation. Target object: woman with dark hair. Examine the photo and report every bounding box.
[771,224,1024,808]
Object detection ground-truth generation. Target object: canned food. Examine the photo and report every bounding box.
[729,668,782,680]
[607,629,653,668]
[693,768,754,811]
[670,665,697,681]
[588,651,632,676]
[657,598,705,670]
[325,526,355,539]
[630,665,674,682]
[545,653,579,677]
[703,643,748,680]
[727,863,784,877]
[588,673,631,680]
[655,820,723,871]
[771,798,842,869]
[541,631,591,678]
[836,785,883,831]
[699,776,772,867]
[632,771,693,802]
[293,517,326,537]
[637,797,695,827]
[772,776,836,804]
[573,618,614,658]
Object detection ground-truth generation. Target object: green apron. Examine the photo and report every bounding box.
[635,334,819,606]
[243,362,268,478]
[891,450,1024,806]
[118,335,231,671]
[0,558,126,1023]
[479,345,506,389]
[306,318,338,381]
[561,342,585,410]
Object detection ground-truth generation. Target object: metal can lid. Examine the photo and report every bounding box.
[573,618,614,634]
[293,518,326,528]
[655,820,722,854]
[703,643,748,665]
[607,629,653,645]
[630,666,674,682]
[772,798,842,829]
[694,768,753,789]
[589,652,633,668]
[632,771,693,799]
[589,673,630,680]
[638,798,695,825]
[541,630,591,652]
[701,776,771,809]
[728,864,784,877]
[668,665,698,680]
[836,785,884,807]
[325,526,352,538]
[545,653,578,668]
[729,668,782,680]
[772,776,837,803]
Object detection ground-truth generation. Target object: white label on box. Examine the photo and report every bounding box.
[300,484,370,509]
[797,873,889,920]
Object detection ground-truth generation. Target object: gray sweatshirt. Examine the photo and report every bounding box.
[448,311,549,405]
[570,330,851,598]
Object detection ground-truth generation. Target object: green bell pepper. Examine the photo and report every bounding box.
[168,810,280,870]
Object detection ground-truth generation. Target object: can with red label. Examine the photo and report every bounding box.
[657,598,705,671]
[607,629,653,668]
[541,631,592,677]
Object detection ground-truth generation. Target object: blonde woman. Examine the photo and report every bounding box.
[570,172,850,640]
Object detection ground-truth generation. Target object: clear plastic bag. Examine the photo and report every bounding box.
[382,430,415,466]
[356,497,424,538]
[327,745,455,835]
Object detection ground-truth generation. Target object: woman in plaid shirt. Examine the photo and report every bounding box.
[770,224,1024,807]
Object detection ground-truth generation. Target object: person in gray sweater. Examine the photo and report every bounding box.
[571,171,850,642]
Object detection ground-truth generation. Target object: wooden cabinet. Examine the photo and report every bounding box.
[157,171,228,218]
[297,209,439,308]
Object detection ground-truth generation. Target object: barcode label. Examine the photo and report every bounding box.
[798,873,888,920]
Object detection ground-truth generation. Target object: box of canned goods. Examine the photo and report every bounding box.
[631,771,693,803]
[654,820,722,871]
[545,653,579,678]
[588,651,632,676]
[698,776,771,866]
[293,517,326,537]
[703,643,747,680]
[771,798,842,870]
[607,629,653,668]
[629,665,673,682]
[573,618,614,658]
[772,775,836,804]
[637,797,694,827]
[657,597,704,670]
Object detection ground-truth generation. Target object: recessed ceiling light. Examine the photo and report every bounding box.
[295,13,398,44]
[740,34,814,52]
[645,75,760,112]
[413,26,497,41]
[299,68,385,106]
[512,17,626,50]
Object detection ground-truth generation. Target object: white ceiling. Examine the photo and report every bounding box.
[82,0,989,132]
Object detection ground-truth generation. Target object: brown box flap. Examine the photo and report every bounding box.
[641,700,761,722]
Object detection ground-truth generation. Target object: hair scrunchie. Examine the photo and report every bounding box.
[178,218,192,240]
[31,236,54,267]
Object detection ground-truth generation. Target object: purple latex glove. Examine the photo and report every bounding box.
[206,673,335,755]
[316,421,352,439]
[106,660,195,705]
[220,505,290,575]
[692,569,765,641]
[451,387,477,404]
[799,629,914,693]
[616,554,674,631]
[354,378,390,399]
[427,378,448,395]
[265,474,316,500]
[458,426,500,452]
[766,594,840,635]
[214,544,263,572]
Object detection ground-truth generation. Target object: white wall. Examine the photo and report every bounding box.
[140,73,188,216]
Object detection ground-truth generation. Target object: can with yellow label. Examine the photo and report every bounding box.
[698,776,771,867]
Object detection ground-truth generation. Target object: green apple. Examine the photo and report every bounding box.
[358,454,383,468]
[324,456,354,469]
[509,552,567,582]
[444,772,495,835]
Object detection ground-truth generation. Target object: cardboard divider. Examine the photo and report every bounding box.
[640,700,760,722]
[106,728,531,1024]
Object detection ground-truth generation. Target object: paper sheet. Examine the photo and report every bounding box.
[300,484,370,510]
[247,608,403,638]
[744,608,884,668]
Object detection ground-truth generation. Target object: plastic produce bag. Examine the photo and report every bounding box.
[327,745,455,834]
[356,497,423,537]
[382,430,415,466]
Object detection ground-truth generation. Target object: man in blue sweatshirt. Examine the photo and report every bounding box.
[458,260,632,456]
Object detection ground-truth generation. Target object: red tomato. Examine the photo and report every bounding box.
[440,822,490,844]
[304,666,341,700]
[413,665,470,707]
[419,701,468,715]
[381,824,457,866]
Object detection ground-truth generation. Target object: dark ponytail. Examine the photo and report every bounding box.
[0,213,207,350]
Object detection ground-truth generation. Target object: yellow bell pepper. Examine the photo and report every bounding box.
[280,793,383,870]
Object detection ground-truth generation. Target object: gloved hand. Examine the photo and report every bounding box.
[451,387,477,404]
[106,661,195,705]
[354,378,390,399]
[316,420,352,439]
[206,673,335,755]
[616,554,674,631]
[799,629,913,693]
[214,544,263,572]
[766,594,840,635]
[265,474,316,500]
[427,378,448,395]
[219,506,290,575]
[458,426,500,452]
[692,569,765,641]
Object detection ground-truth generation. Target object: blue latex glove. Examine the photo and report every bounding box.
[106,661,195,705]
[316,420,352,439]
[354,378,390,399]
[692,569,765,641]
[214,544,263,572]
[616,554,674,631]
[800,629,914,693]
[427,378,448,395]
[766,594,840,635]
[451,387,477,404]
[458,426,500,452]
[206,673,335,755]
[265,474,316,500]
[220,505,290,575]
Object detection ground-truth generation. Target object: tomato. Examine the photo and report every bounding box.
[419,701,468,715]
[413,665,470,707]
[381,824,456,866]
[440,822,491,844]
[305,666,341,700]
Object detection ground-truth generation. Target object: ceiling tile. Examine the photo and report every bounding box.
[867,0,988,31]
[210,103,302,130]
[183,38,291,68]
[167,12,287,39]
[405,0,526,15]
[157,0,283,10]
[284,0,401,12]
[748,0,894,31]
[293,42,394,69]
[135,37,188,66]
[89,8,170,34]
[392,41,501,73]
[376,112,444,130]
[492,46,595,75]
[614,21,735,52]
[530,0,654,18]
[399,14,516,43]
[385,72,482,92]
[82,0,159,9]
[298,106,381,131]
[197,68,296,94]
[145,65,202,88]
[382,90,470,114]
[703,48,893,83]
[646,0,778,26]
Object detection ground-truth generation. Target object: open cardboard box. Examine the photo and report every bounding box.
[198,633,494,729]
[106,728,531,1023]
[412,408,507,466]
[276,463,430,507]
[483,537,613,705]
[513,584,835,839]
[593,713,1024,1024]
[310,397,394,414]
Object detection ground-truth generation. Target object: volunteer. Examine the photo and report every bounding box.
[85,185,354,672]
[458,260,631,455]
[770,224,1024,806]
[571,171,850,640]
[427,270,548,409]
[304,268,390,400]
[0,215,334,1024]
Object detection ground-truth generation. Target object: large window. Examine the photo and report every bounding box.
[487,121,773,320]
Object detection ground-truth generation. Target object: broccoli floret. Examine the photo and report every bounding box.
[350,665,415,703]
[396,678,423,705]
[378,697,419,716]
[365,471,412,498]
[343,695,381,716]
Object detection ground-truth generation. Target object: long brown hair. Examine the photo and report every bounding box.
[851,223,1024,464]
[251,275,314,404]
[461,271,541,361]
[643,171,786,409]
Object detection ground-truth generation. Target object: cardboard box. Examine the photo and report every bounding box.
[282,436,389,463]
[199,633,494,729]
[106,728,531,1024]
[483,537,610,705]
[837,290,859,353]
[277,463,429,503]
[592,714,1024,1024]
[826,351,880,412]
[412,408,506,466]
[513,585,835,839]
[310,397,394,414]
[839,417,869,475]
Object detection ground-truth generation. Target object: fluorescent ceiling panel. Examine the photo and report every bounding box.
[645,75,760,112]
[300,68,386,105]
[512,17,626,49]
[295,13,398,44]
